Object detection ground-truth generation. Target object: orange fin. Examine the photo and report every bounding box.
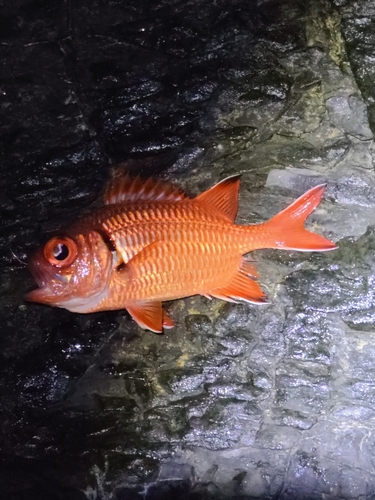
[120,240,164,277]
[242,259,259,279]
[104,171,188,205]
[163,311,175,329]
[126,301,166,333]
[264,184,338,251]
[207,259,266,304]
[195,174,241,221]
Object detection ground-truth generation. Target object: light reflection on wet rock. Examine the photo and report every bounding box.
[2,0,375,498]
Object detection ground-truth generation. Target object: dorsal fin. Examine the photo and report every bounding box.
[104,171,188,205]
[195,174,241,221]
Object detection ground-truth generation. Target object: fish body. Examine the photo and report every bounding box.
[26,173,337,332]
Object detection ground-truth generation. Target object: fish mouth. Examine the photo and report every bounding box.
[25,270,67,305]
[25,263,49,303]
[24,285,54,304]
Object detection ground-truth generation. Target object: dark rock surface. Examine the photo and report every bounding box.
[2,0,375,498]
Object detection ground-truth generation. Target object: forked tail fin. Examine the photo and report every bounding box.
[263,184,337,252]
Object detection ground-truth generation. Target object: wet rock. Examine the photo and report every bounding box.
[2,0,375,498]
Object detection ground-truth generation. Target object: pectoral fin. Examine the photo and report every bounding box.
[126,301,175,333]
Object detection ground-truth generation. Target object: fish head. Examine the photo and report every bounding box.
[25,231,113,312]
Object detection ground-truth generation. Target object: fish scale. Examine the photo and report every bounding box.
[26,173,337,332]
[99,201,243,266]
[107,238,236,301]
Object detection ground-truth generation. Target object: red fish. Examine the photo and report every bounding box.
[26,173,337,332]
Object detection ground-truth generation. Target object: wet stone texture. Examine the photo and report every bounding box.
[2,0,375,498]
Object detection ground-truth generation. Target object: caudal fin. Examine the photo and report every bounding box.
[264,184,337,252]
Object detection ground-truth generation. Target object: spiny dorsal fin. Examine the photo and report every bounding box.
[195,174,241,221]
[104,171,188,205]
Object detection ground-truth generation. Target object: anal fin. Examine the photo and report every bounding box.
[163,311,175,329]
[242,259,259,279]
[207,259,266,304]
[126,301,174,333]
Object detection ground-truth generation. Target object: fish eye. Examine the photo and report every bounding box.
[53,243,69,260]
[44,237,78,267]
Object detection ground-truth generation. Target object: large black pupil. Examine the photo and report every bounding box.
[52,243,69,261]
